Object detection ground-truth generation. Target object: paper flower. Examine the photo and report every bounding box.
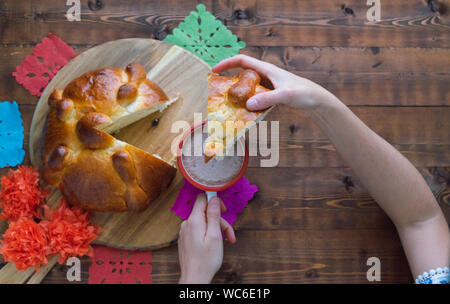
[0,101,25,168]
[0,166,49,221]
[164,4,246,66]
[40,200,103,264]
[0,218,51,271]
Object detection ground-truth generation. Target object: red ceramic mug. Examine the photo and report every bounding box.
[177,121,249,201]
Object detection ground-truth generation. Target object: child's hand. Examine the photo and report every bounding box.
[178,194,236,284]
[213,54,337,111]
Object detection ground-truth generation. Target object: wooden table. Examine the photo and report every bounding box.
[0,0,449,284]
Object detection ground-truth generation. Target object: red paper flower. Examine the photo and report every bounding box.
[40,200,103,264]
[0,167,103,271]
[0,166,50,221]
[0,218,50,271]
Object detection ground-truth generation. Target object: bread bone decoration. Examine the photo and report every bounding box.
[41,63,178,212]
[205,69,273,161]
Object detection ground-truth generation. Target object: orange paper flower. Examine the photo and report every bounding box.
[0,218,50,271]
[0,167,103,271]
[0,166,49,221]
[41,200,103,264]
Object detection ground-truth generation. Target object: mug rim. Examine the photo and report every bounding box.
[176,121,249,192]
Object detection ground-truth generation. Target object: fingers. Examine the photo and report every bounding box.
[219,199,227,213]
[246,89,291,111]
[206,197,236,243]
[220,218,236,243]
[212,55,277,79]
[188,193,208,230]
[190,193,207,218]
[206,197,222,239]
[178,221,186,240]
[206,194,226,212]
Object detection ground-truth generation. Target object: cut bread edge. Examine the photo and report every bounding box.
[98,95,180,135]
[204,105,275,162]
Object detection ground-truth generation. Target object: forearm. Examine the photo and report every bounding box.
[309,93,444,228]
[304,90,449,278]
[179,274,211,284]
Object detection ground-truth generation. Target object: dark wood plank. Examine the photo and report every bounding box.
[243,46,450,74]
[149,229,412,284]
[238,167,450,231]
[1,0,449,47]
[2,45,449,106]
[11,229,397,284]
[250,106,450,168]
[243,47,450,106]
[295,73,450,107]
[2,105,449,172]
[40,229,412,284]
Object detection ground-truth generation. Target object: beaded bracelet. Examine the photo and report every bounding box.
[415,267,449,284]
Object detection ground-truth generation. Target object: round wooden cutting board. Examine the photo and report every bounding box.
[29,38,211,250]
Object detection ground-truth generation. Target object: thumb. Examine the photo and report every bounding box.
[246,89,292,111]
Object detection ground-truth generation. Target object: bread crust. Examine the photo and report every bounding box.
[205,71,271,160]
[41,63,176,212]
[228,69,261,107]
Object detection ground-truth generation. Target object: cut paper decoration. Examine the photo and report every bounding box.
[171,177,258,228]
[0,101,25,168]
[164,4,246,67]
[88,245,153,284]
[13,32,76,97]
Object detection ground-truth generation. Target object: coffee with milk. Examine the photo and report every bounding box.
[181,128,244,187]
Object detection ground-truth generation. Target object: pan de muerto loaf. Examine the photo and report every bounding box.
[41,63,178,212]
